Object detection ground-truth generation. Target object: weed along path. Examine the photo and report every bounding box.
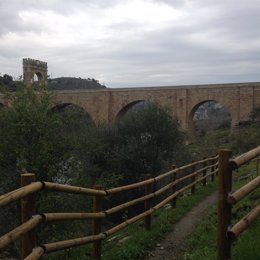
[146,192,217,260]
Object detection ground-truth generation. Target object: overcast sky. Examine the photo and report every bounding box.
[0,0,260,88]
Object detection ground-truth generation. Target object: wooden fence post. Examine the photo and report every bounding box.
[215,153,219,176]
[202,158,207,186]
[93,185,103,260]
[171,165,177,208]
[21,173,36,259]
[191,162,196,194]
[256,157,259,176]
[211,158,215,182]
[144,174,152,230]
[217,150,232,260]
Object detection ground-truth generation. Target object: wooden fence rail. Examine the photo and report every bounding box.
[217,146,260,260]
[0,154,218,260]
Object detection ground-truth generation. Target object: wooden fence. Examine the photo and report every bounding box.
[0,155,218,260]
[217,146,260,260]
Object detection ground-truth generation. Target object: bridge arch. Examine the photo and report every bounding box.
[33,71,44,82]
[188,99,232,138]
[51,103,94,125]
[116,100,147,121]
[23,58,48,87]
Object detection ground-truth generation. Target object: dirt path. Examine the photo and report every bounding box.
[146,192,217,260]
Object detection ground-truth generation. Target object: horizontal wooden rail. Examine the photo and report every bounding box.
[178,156,217,170]
[106,178,155,194]
[105,192,155,216]
[42,233,106,253]
[175,171,197,183]
[154,180,177,196]
[155,157,218,182]
[0,182,43,207]
[43,182,106,196]
[24,247,45,260]
[154,168,179,182]
[104,208,155,237]
[153,190,178,211]
[178,162,218,184]
[153,170,216,211]
[43,212,106,221]
[106,180,178,216]
[211,168,219,176]
[217,147,260,260]
[0,154,218,259]
[104,163,217,237]
[0,215,43,250]
[229,146,260,170]
[227,176,260,204]
[195,162,218,175]
[155,155,218,182]
[227,203,260,240]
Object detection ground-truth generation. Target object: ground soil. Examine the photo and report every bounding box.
[145,192,217,260]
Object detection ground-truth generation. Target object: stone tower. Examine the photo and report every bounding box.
[23,58,48,87]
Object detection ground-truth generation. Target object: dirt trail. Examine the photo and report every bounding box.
[146,192,217,260]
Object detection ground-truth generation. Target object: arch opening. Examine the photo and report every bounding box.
[52,103,94,127]
[189,100,231,138]
[32,72,45,89]
[116,100,149,121]
[33,72,43,82]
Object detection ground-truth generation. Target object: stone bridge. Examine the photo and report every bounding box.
[53,82,260,136]
[1,82,260,137]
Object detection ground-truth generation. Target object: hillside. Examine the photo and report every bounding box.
[0,74,106,91]
[47,77,106,90]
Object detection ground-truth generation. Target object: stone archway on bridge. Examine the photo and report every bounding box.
[188,100,232,139]
[52,103,95,125]
[115,100,147,121]
[23,58,48,88]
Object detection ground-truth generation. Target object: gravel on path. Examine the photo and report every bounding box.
[145,192,217,260]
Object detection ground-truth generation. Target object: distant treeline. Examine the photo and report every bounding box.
[0,74,18,91]
[0,74,106,90]
[47,77,106,90]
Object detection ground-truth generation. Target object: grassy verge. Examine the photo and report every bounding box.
[102,182,216,260]
[44,181,216,260]
[182,162,260,260]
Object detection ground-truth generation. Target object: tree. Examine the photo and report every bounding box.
[0,86,96,257]
[73,102,189,188]
[0,74,18,91]
[115,102,188,182]
[0,85,71,182]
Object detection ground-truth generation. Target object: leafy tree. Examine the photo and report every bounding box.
[0,86,108,257]
[115,102,188,182]
[0,85,71,183]
[0,74,23,91]
[73,102,189,188]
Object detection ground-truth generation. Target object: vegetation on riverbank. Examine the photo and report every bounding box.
[183,162,260,260]
[0,86,188,258]
[43,182,216,260]
[0,85,259,259]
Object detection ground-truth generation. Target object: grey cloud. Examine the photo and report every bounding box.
[0,0,260,87]
[150,0,188,7]
[0,0,120,36]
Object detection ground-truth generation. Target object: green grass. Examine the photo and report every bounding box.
[188,122,260,159]
[183,162,260,260]
[188,128,231,159]
[102,182,216,260]
[44,181,216,260]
